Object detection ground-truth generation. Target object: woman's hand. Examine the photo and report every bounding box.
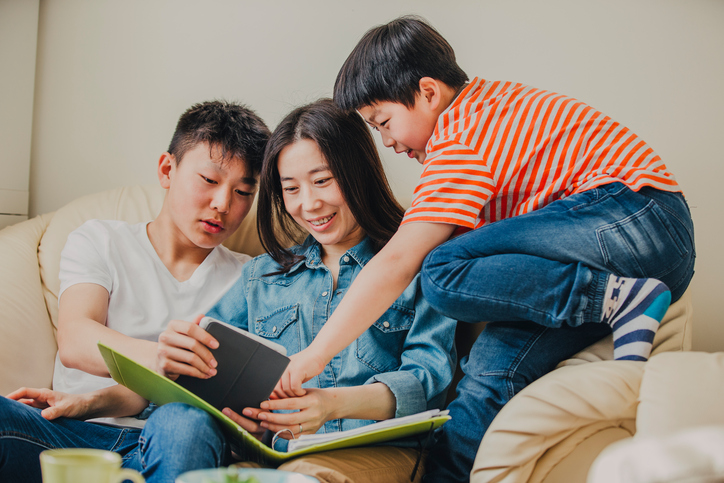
[221,407,267,442]
[254,388,335,439]
[156,314,219,380]
[8,387,95,421]
[272,349,327,398]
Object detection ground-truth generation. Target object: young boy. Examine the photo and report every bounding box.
[0,100,270,483]
[277,16,696,482]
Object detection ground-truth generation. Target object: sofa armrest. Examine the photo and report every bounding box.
[636,351,724,438]
[470,361,643,483]
[0,214,58,395]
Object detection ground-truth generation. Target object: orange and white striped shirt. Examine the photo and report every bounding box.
[402,78,680,231]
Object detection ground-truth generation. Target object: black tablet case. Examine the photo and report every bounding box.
[175,321,290,413]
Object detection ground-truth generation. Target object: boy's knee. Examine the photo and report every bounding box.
[145,403,220,442]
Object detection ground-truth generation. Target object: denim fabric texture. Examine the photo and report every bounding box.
[206,235,458,449]
[420,183,696,482]
[0,398,230,483]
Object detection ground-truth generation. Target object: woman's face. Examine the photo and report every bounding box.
[278,139,365,256]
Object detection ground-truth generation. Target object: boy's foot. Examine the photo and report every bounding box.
[601,276,671,361]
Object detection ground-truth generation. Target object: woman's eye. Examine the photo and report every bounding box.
[282,186,298,193]
[315,177,332,185]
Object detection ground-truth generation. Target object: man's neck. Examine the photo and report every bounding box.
[146,216,213,282]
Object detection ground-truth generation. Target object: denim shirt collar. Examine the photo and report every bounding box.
[288,235,376,272]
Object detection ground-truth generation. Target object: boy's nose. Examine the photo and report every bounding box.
[211,189,232,213]
[380,131,395,148]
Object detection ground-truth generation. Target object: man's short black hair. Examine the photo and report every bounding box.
[168,100,270,175]
[334,15,468,111]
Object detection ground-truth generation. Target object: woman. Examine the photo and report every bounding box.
[157,99,456,482]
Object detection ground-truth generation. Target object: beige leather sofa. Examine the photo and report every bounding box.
[0,184,694,482]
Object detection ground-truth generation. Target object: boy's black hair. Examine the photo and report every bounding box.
[168,100,270,175]
[258,98,405,273]
[334,15,468,111]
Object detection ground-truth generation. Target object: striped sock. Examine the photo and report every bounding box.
[601,276,671,361]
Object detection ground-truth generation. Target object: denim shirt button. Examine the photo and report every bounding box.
[383,321,390,328]
[322,291,328,297]
[343,256,350,263]
[272,326,277,333]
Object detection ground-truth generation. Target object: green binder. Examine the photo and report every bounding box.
[98,342,450,465]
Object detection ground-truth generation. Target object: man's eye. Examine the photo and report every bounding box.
[235,189,254,197]
[202,176,217,184]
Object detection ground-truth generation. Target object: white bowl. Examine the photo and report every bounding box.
[176,467,319,483]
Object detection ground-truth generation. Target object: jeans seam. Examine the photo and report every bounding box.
[0,431,54,450]
[477,326,549,399]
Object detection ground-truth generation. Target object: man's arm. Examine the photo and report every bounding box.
[57,283,157,376]
[276,221,456,396]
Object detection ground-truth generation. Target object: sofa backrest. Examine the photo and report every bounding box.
[0,184,265,395]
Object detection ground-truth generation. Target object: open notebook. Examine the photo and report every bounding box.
[98,342,450,465]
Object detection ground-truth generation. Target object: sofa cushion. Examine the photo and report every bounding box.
[0,213,58,395]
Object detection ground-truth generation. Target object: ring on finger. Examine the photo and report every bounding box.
[299,423,303,434]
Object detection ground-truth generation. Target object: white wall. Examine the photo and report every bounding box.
[24,0,724,351]
[0,0,38,228]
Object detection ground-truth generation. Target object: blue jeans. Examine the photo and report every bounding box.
[420,183,695,482]
[0,399,231,483]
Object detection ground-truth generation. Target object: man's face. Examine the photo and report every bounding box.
[358,95,438,164]
[164,143,256,250]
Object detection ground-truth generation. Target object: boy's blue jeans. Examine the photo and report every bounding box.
[420,182,695,482]
[0,399,231,483]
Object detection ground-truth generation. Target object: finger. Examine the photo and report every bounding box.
[7,387,43,401]
[222,408,263,434]
[166,319,219,351]
[260,421,306,438]
[289,370,307,397]
[41,406,61,421]
[157,343,217,378]
[260,397,306,411]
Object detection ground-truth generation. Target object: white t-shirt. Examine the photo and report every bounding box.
[53,219,248,426]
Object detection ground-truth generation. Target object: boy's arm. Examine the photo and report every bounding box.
[276,221,456,397]
[57,283,157,377]
[8,384,148,421]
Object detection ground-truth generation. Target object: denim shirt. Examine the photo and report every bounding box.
[206,235,457,441]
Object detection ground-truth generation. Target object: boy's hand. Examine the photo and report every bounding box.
[8,387,93,421]
[157,314,219,380]
[272,349,327,398]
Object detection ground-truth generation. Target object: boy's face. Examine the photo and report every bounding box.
[358,95,438,164]
[160,143,257,250]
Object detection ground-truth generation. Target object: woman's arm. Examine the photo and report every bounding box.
[57,283,158,376]
[277,221,456,397]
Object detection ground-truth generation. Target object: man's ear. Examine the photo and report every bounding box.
[418,77,443,111]
[157,152,175,189]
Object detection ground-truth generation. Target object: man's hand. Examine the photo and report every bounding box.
[156,314,219,380]
[8,387,94,421]
[272,349,327,399]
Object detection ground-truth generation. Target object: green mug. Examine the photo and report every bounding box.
[40,448,145,483]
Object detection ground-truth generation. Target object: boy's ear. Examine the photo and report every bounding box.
[418,77,444,111]
[157,152,175,189]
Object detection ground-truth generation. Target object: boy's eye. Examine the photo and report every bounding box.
[201,176,218,185]
[235,189,254,197]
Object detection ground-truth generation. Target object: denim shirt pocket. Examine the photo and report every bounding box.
[254,304,301,355]
[355,304,414,373]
